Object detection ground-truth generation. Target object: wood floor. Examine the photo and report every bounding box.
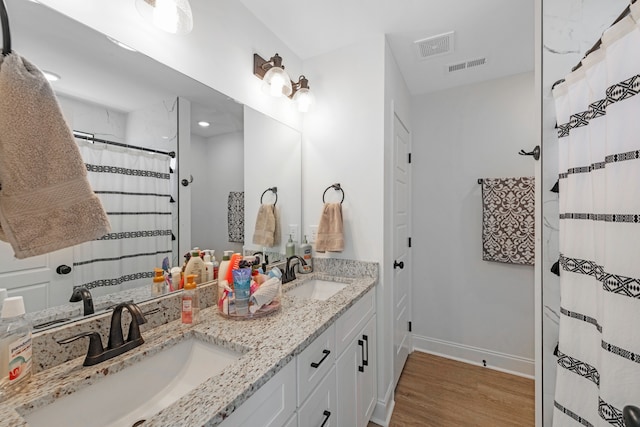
[369,352,534,427]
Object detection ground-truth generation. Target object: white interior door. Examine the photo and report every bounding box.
[393,113,411,387]
[0,242,73,312]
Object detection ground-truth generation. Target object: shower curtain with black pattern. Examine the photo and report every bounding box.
[72,138,173,298]
[552,5,640,426]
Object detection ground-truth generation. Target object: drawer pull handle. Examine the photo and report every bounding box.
[358,339,365,372]
[320,410,331,427]
[311,349,331,368]
[363,334,369,366]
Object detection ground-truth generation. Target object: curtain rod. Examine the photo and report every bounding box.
[73,131,176,158]
[551,0,637,90]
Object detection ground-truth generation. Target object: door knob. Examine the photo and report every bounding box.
[181,174,193,187]
[56,265,72,275]
[393,260,404,270]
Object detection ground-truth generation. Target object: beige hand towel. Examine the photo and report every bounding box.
[0,53,110,259]
[315,203,344,252]
[252,204,276,247]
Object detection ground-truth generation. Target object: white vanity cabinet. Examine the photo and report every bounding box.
[218,288,376,427]
[336,291,377,427]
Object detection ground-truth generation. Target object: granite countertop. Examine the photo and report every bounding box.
[0,271,376,427]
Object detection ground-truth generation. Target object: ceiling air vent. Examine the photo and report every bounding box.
[414,31,454,60]
[447,57,488,73]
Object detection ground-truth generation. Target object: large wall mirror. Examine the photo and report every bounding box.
[0,0,301,326]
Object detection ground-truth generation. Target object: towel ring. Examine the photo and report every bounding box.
[322,183,344,204]
[0,0,11,56]
[260,187,277,206]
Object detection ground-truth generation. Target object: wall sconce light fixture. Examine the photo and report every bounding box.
[135,0,194,35]
[254,53,315,112]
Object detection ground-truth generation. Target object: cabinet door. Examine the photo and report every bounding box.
[358,315,377,426]
[218,360,296,427]
[336,338,359,427]
[283,413,297,427]
[298,365,337,427]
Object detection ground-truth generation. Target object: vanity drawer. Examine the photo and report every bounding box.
[297,323,336,406]
[335,289,375,357]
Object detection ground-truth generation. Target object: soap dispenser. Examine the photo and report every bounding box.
[286,234,296,257]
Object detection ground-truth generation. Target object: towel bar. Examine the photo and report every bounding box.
[1,0,11,56]
[322,183,344,204]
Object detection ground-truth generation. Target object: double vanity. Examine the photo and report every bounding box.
[0,260,378,427]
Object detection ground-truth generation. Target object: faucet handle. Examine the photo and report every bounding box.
[58,331,105,366]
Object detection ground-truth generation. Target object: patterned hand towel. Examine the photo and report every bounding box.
[481,177,534,265]
[0,53,110,259]
[316,203,344,252]
[252,204,276,247]
[227,191,244,244]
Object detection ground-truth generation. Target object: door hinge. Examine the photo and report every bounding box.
[408,321,412,332]
[408,153,412,164]
[408,237,412,248]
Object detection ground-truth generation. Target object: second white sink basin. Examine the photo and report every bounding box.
[23,337,241,427]
[287,279,347,301]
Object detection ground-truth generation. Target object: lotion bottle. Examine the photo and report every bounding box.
[217,251,233,301]
[203,252,214,283]
[0,296,32,395]
[181,274,198,324]
[299,235,313,273]
[185,249,205,285]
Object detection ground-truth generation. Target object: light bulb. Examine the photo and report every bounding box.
[270,73,286,97]
[293,88,315,113]
[153,0,179,33]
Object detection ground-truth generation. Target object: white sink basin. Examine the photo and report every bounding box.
[24,337,241,427]
[287,279,347,301]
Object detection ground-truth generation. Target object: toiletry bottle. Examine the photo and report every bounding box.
[185,249,206,285]
[212,254,219,280]
[299,235,313,273]
[0,296,32,395]
[170,267,182,292]
[152,268,165,296]
[181,274,198,324]
[217,250,233,302]
[203,252,214,282]
[286,234,296,257]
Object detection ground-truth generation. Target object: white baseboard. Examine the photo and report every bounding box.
[370,382,395,427]
[412,334,535,379]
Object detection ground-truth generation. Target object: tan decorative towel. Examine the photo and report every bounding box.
[0,53,110,259]
[316,203,344,252]
[252,204,277,247]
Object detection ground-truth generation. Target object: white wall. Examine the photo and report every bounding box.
[190,132,244,258]
[38,0,303,132]
[301,35,389,418]
[541,1,628,424]
[58,94,127,141]
[411,72,536,377]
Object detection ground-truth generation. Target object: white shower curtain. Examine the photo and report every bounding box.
[553,4,640,426]
[73,139,173,297]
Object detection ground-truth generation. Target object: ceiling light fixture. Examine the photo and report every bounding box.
[135,0,193,35]
[106,36,137,52]
[42,70,60,82]
[197,121,210,128]
[253,53,315,112]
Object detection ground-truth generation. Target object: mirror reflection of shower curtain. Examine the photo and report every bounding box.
[73,139,173,296]
[552,8,640,427]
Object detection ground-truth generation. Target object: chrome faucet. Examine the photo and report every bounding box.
[69,286,95,316]
[283,255,307,284]
[58,302,147,366]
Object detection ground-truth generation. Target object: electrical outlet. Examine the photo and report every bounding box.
[309,225,319,243]
[288,224,299,243]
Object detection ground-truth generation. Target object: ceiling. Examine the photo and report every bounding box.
[239,0,535,95]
